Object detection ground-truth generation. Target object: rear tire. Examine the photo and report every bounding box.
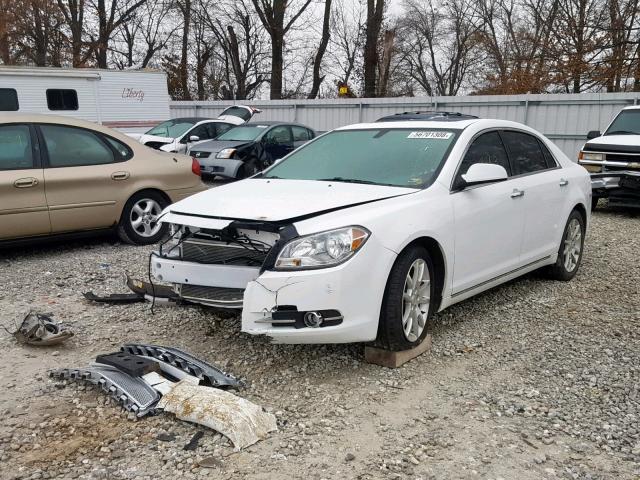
[545,210,585,281]
[591,197,599,211]
[117,191,169,245]
[376,246,435,351]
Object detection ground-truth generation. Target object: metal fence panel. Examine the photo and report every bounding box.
[170,93,640,160]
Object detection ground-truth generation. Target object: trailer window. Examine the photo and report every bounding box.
[46,89,79,111]
[0,88,19,111]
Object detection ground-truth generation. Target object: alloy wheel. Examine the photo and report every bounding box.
[130,198,163,238]
[402,258,431,342]
[563,218,582,272]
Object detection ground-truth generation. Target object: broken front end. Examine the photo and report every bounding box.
[150,214,393,344]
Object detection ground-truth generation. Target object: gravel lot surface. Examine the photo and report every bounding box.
[0,206,639,480]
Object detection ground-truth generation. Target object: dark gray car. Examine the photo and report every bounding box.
[188,121,316,179]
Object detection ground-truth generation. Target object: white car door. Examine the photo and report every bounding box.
[450,131,526,296]
[500,131,566,264]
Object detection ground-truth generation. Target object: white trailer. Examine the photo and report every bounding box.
[0,66,170,133]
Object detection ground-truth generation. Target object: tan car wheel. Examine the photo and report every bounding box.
[117,191,169,245]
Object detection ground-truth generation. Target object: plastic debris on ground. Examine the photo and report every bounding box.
[6,311,73,346]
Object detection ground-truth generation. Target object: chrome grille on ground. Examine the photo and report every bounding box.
[179,284,244,307]
[181,239,267,266]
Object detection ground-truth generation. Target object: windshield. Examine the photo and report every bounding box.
[262,128,459,188]
[146,119,196,138]
[605,109,640,135]
[216,124,269,142]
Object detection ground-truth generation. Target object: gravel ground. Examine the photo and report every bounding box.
[0,205,639,480]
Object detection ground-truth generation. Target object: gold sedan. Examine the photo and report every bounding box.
[0,114,206,245]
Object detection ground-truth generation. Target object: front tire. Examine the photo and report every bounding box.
[546,210,585,281]
[237,158,259,179]
[117,191,169,245]
[376,246,435,351]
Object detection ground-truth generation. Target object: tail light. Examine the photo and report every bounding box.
[191,157,201,176]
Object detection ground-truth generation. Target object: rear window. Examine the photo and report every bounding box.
[47,89,79,111]
[263,128,459,189]
[0,88,19,111]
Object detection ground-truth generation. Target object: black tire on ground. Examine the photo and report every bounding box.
[237,158,259,179]
[591,197,599,211]
[376,245,436,351]
[545,209,585,281]
[116,191,169,245]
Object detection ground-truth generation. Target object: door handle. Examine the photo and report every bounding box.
[510,188,525,198]
[13,177,38,188]
[111,171,130,181]
[559,178,569,187]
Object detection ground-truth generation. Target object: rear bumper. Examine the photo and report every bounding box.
[150,237,396,344]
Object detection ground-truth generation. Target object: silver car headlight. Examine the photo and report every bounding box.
[275,226,370,270]
[216,148,236,159]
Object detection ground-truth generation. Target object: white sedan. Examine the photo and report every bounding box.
[151,117,591,350]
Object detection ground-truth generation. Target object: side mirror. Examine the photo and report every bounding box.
[460,163,508,188]
[587,130,601,140]
[189,135,200,142]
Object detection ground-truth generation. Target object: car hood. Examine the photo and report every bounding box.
[189,140,252,154]
[160,178,418,229]
[136,134,175,145]
[585,134,640,152]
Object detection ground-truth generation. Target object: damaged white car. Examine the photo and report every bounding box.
[151,115,591,350]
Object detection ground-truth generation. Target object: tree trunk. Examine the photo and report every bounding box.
[270,33,283,99]
[308,0,332,99]
[179,0,191,100]
[363,0,384,97]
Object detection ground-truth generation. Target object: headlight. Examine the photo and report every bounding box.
[160,224,183,256]
[275,226,370,270]
[579,152,604,161]
[216,148,236,159]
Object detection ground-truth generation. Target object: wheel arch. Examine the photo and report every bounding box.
[119,187,171,221]
[572,202,587,227]
[398,236,447,312]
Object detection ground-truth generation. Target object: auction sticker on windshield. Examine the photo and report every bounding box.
[407,131,453,139]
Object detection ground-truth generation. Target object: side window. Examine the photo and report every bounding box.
[40,125,114,167]
[501,131,548,175]
[292,126,310,142]
[538,139,558,168]
[265,126,292,146]
[46,89,79,111]
[184,124,209,142]
[456,131,511,185]
[102,135,133,160]
[0,89,19,111]
[0,125,34,170]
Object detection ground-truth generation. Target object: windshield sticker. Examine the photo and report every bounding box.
[407,131,453,139]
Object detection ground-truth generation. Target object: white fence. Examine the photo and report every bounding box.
[170,93,640,160]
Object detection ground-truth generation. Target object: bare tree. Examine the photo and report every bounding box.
[56,0,93,67]
[199,0,267,99]
[363,0,385,97]
[88,0,146,68]
[399,0,484,96]
[250,0,313,99]
[174,0,192,99]
[308,0,332,99]
[327,1,365,92]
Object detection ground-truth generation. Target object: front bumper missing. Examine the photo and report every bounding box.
[590,171,640,206]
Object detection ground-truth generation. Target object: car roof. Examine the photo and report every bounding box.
[238,121,313,129]
[376,111,479,122]
[338,119,481,130]
[173,117,212,123]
